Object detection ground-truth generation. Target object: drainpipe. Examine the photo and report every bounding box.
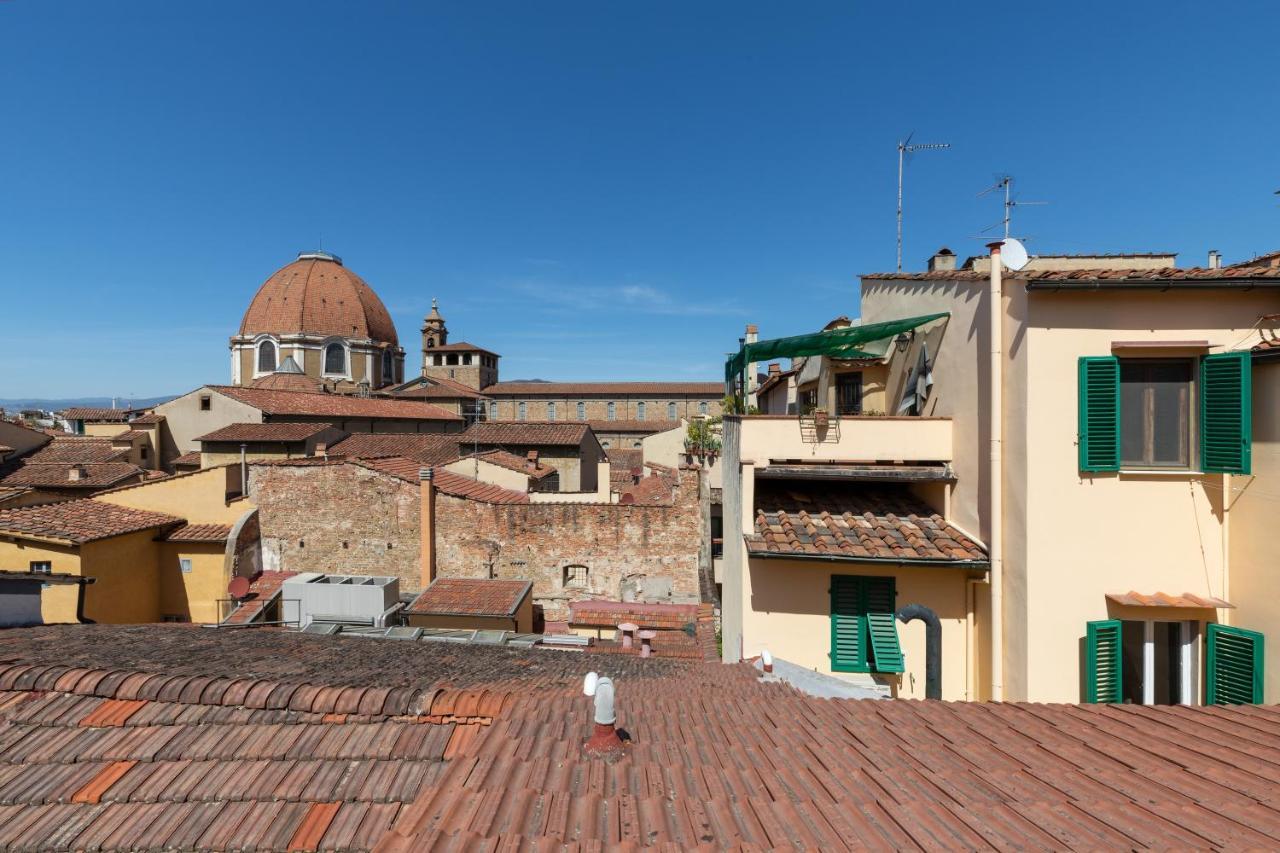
[897,604,942,700]
[419,468,436,588]
[986,240,1004,701]
[240,443,248,496]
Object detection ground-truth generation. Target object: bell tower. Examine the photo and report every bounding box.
[421,298,447,375]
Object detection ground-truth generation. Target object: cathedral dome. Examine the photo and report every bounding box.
[238,251,399,345]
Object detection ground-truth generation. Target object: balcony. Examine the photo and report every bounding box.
[728,413,952,465]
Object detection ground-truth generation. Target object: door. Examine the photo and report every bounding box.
[836,374,863,416]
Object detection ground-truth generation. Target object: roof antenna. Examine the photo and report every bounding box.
[978,175,1048,240]
[896,132,951,272]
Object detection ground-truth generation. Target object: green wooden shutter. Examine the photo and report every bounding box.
[1201,351,1252,475]
[1078,357,1120,472]
[1086,619,1123,703]
[830,576,865,672]
[1207,623,1264,704]
[864,578,904,673]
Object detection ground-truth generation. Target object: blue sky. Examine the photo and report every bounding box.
[2,1,1278,399]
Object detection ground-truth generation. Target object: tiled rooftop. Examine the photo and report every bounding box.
[748,482,987,563]
[128,412,164,425]
[162,522,233,543]
[58,407,132,421]
[0,499,182,544]
[264,456,532,504]
[462,421,592,446]
[483,381,723,395]
[18,436,127,464]
[195,421,336,443]
[426,340,498,355]
[238,254,399,344]
[465,449,556,480]
[405,578,532,617]
[0,462,145,489]
[865,263,1280,284]
[0,626,1278,850]
[171,451,203,467]
[210,386,461,421]
[326,432,462,465]
[587,418,670,433]
[427,467,530,504]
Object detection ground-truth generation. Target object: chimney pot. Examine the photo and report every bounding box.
[1208,249,1222,270]
[928,247,957,272]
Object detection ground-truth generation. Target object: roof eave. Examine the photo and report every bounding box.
[747,548,989,569]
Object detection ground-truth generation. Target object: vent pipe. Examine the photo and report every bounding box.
[582,672,624,755]
[986,240,1005,702]
[1208,249,1222,270]
[897,605,942,699]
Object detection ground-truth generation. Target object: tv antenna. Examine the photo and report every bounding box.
[896,133,951,271]
[978,175,1047,239]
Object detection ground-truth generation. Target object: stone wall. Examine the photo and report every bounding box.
[434,468,703,621]
[249,462,422,591]
[489,397,720,423]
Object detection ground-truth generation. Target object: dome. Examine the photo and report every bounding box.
[239,251,399,345]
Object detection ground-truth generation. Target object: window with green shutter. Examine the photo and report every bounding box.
[1078,357,1120,471]
[1206,623,1264,705]
[830,575,903,674]
[1201,351,1252,475]
[1085,619,1123,703]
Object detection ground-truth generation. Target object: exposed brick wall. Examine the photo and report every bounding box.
[434,469,703,621]
[489,398,720,423]
[249,463,421,591]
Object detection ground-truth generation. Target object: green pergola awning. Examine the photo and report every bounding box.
[725,312,949,385]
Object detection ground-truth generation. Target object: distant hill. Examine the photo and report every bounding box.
[0,395,175,413]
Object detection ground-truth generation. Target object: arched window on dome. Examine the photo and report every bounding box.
[257,340,277,374]
[324,342,347,376]
[382,350,394,385]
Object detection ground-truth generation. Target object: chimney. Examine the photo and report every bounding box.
[582,673,624,755]
[68,464,87,482]
[745,324,760,394]
[419,468,436,588]
[928,247,957,272]
[1208,249,1222,270]
[767,363,780,377]
[525,450,538,471]
[314,442,327,459]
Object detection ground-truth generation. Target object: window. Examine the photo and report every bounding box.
[837,374,863,416]
[633,440,642,449]
[637,402,645,421]
[800,388,818,415]
[463,354,473,365]
[446,353,459,366]
[200,395,211,411]
[489,402,498,420]
[699,401,708,415]
[382,350,394,384]
[601,440,611,449]
[668,402,677,421]
[179,558,193,574]
[1079,352,1251,474]
[1088,618,1206,706]
[140,446,148,461]
[607,402,616,421]
[257,340,277,373]
[547,402,556,421]
[577,401,585,420]
[324,343,346,375]
[518,402,527,420]
[830,575,903,674]
[434,354,443,366]
[563,564,589,589]
[29,562,51,574]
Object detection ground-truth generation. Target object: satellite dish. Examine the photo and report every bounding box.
[228,576,251,600]
[1001,238,1029,271]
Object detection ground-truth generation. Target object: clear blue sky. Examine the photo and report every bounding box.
[2,1,1277,399]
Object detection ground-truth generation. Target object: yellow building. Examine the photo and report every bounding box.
[723,248,1280,706]
[0,466,260,625]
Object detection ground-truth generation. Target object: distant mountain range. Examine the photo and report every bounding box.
[0,395,175,413]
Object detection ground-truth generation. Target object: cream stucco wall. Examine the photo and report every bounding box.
[154,388,265,466]
[443,457,531,492]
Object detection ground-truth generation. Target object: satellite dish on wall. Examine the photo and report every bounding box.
[228,576,251,600]
[1001,238,1029,271]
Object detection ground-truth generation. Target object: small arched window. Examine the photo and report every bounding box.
[563,565,589,589]
[257,340,277,373]
[324,343,346,375]
[668,402,677,420]
[382,350,394,384]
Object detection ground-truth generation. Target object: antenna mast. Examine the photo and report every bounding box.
[896,134,951,272]
[979,174,1048,239]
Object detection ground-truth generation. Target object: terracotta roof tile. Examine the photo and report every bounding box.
[128,413,164,425]
[425,340,499,355]
[172,452,202,468]
[0,462,145,489]
[747,481,987,563]
[463,449,556,480]
[162,523,233,543]
[426,467,529,504]
[588,419,670,433]
[865,264,1280,284]
[58,408,132,422]
[1105,591,1234,608]
[0,499,182,544]
[18,436,128,464]
[326,433,461,465]
[238,254,399,345]
[483,381,722,395]
[250,371,324,392]
[461,421,592,447]
[210,386,460,421]
[405,579,532,617]
[196,422,337,443]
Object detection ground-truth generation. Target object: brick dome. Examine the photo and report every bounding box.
[239,252,398,345]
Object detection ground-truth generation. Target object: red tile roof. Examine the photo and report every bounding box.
[273,456,531,504]
[0,462,146,489]
[464,449,556,480]
[0,499,182,543]
[109,429,149,444]
[865,264,1280,284]
[388,375,487,400]
[426,341,499,355]
[747,482,987,563]
[483,381,722,395]
[238,253,399,345]
[0,626,1278,850]
[195,421,337,443]
[171,451,202,467]
[327,432,462,465]
[426,467,529,504]
[618,472,675,506]
[588,418,670,433]
[128,413,164,425]
[1105,591,1234,609]
[461,421,592,447]
[162,523,233,543]
[221,570,297,625]
[249,370,324,392]
[210,386,461,421]
[58,407,131,422]
[405,578,532,617]
[20,436,128,464]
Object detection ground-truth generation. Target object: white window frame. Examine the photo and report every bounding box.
[548,402,556,421]
[253,335,280,378]
[321,338,351,379]
[577,401,585,420]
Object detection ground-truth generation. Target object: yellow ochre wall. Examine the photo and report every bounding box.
[742,557,975,700]
[159,543,230,624]
[78,530,164,624]
[0,539,83,623]
[96,466,248,524]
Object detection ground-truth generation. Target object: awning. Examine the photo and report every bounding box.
[725,312,949,385]
[1106,591,1233,609]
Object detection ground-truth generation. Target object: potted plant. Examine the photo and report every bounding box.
[813,407,829,428]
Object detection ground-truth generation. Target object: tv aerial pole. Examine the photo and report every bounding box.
[978,174,1048,239]
[896,133,951,272]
